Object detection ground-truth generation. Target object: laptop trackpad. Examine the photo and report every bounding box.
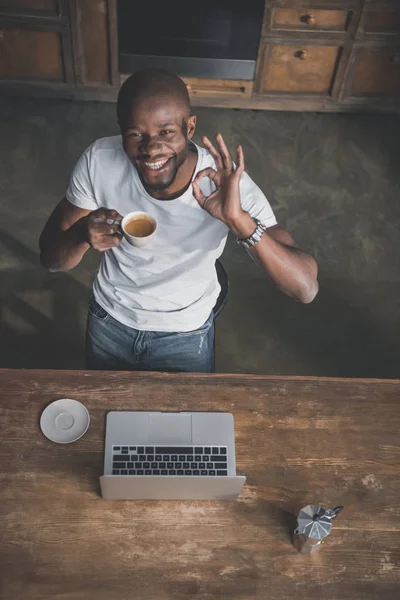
[149,413,192,444]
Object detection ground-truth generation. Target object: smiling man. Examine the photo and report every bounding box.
[39,69,318,373]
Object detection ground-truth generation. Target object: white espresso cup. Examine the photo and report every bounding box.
[121,211,157,248]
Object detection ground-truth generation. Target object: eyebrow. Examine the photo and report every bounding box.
[125,122,175,131]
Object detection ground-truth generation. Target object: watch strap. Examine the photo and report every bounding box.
[237,218,267,249]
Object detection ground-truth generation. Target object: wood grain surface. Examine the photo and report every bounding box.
[259,43,340,94]
[0,27,63,80]
[349,46,400,96]
[69,0,110,85]
[362,9,400,33]
[271,8,349,31]
[0,369,399,600]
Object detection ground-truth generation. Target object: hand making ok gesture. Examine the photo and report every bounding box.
[192,133,245,227]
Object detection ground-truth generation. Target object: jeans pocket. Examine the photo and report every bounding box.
[176,313,214,338]
[88,297,109,321]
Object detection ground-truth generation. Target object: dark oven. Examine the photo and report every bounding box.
[118,0,265,80]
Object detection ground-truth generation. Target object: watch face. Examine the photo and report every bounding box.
[237,218,266,249]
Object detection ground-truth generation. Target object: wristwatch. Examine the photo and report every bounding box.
[237,218,267,249]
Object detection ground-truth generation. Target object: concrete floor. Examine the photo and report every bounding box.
[0,95,399,377]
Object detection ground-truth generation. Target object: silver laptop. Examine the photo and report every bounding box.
[100,411,246,500]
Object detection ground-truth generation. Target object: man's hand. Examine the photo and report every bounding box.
[40,199,125,272]
[84,208,123,252]
[193,134,319,304]
[192,133,247,230]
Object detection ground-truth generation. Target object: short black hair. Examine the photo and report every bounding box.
[117,69,191,126]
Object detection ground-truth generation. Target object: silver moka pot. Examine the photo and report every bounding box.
[293,505,343,554]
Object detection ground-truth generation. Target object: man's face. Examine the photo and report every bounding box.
[121,96,196,192]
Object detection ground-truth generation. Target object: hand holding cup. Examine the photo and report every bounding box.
[84,208,123,252]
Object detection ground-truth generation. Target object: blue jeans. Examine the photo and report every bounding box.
[85,297,215,373]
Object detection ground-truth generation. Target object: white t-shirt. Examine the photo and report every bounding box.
[66,136,277,332]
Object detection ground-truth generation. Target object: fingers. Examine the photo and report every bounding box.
[194,167,219,184]
[202,136,223,170]
[89,232,122,252]
[93,208,121,219]
[92,208,122,224]
[193,167,219,205]
[193,167,219,206]
[235,145,245,177]
[89,236,121,252]
[87,208,123,251]
[192,180,206,205]
[193,179,220,209]
[204,134,245,178]
[91,221,120,235]
[106,209,123,221]
[215,133,233,171]
[89,208,122,233]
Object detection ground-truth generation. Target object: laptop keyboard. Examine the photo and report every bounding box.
[111,446,228,476]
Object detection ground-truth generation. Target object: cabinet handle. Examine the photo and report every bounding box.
[294,50,307,60]
[303,14,316,26]
[390,55,400,64]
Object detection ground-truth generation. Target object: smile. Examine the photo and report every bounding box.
[143,158,169,170]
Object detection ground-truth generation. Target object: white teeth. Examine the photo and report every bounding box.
[144,159,168,170]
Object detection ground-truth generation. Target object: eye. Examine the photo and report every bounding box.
[126,132,142,138]
[160,130,174,136]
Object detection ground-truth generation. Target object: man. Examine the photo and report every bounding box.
[39,69,318,373]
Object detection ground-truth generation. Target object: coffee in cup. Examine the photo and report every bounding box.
[121,211,157,248]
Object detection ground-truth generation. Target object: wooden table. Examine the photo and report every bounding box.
[0,369,399,600]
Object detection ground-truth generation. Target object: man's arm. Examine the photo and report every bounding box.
[192,133,318,304]
[39,197,122,272]
[229,217,318,304]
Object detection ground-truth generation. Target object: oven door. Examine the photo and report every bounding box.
[118,0,265,80]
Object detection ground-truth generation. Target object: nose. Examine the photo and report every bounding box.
[139,136,162,156]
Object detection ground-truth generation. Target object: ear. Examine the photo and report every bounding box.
[117,118,125,135]
[187,115,197,139]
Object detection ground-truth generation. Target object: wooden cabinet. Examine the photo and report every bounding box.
[254,1,352,108]
[266,8,351,33]
[184,78,253,101]
[341,1,400,106]
[0,0,399,112]
[68,0,118,87]
[0,27,63,79]
[0,0,72,90]
[257,43,340,95]
[254,0,400,111]
[361,10,400,34]
[346,45,400,96]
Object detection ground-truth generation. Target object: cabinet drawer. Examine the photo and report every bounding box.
[258,44,340,95]
[269,9,350,33]
[362,11,400,34]
[0,27,64,80]
[183,78,253,99]
[349,47,400,96]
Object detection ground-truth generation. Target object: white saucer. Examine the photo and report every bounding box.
[40,399,90,444]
